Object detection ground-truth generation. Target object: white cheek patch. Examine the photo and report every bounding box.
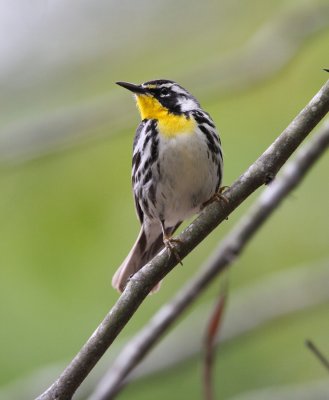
[171,85,185,95]
[179,97,199,112]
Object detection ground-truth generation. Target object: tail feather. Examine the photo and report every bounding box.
[112,223,164,293]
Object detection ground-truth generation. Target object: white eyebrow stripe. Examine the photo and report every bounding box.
[159,83,175,88]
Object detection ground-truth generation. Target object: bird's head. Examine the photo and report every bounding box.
[116,79,200,120]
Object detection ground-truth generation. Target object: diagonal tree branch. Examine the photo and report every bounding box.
[36,79,329,400]
[88,119,329,400]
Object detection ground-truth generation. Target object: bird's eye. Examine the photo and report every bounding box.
[160,87,170,97]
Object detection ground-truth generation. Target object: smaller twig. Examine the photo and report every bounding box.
[203,280,228,400]
[305,340,329,372]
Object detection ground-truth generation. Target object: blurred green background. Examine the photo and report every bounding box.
[0,0,329,399]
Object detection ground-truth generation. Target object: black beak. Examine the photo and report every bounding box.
[116,81,147,94]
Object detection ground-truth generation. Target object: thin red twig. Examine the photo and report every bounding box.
[203,280,228,400]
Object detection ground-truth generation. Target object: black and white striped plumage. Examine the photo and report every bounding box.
[112,80,223,292]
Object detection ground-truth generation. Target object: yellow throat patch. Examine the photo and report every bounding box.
[135,94,195,138]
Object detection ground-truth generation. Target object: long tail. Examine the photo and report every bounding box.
[112,222,164,293]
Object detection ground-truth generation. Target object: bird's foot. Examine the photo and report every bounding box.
[202,186,230,209]
[163,236,183,265]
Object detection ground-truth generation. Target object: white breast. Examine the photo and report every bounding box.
[154,129,219,226]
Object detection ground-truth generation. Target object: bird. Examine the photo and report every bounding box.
[112,79,223,293]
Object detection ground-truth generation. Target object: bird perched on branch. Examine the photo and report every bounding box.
[112,79,223,292]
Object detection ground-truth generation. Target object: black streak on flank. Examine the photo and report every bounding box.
[199,125,220,155]
[142,133,152,151]
[149,184,156,206]
[192,110,216,128]
[134,198,144,224]
[132,151,141,170]
[142,158,151,173]
[143,169,152,185]
[150,138,159,164]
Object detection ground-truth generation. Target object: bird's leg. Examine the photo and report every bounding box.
[202,186,230,209]
[160,221,183,265]
[163,235,183,265]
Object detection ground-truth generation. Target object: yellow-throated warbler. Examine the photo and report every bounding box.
[112,79,223,292]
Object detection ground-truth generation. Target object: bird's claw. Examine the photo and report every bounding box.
[163,236,183,265]
[202,186,230,209]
